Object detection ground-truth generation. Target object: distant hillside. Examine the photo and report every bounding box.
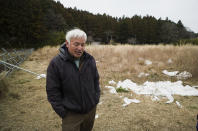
[0,0,197,48]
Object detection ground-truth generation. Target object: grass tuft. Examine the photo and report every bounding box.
[116,87,129,93]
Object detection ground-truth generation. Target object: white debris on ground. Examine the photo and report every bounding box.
[151,96,160,101]
[105,86,117,94]
[162,70,179,76]
[109,80,116,85]
[122,97,140,106]
[145,60,152,65]
[167,58,173,63]
[138,72,149,77]
[175,101,182,108]
[165,94,174,103]
[176,71,192,80]
[95,114,99,119]
[106,79,198,104]
[36,74,46,79]
[162,70,192,80]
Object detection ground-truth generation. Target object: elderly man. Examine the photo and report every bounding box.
[46,28,100,131]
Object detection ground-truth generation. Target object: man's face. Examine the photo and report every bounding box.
[66,37,86,58]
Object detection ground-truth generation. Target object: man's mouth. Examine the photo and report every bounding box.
[75,51,82,55]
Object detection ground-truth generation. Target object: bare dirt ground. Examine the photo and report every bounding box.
[0,45,198,131]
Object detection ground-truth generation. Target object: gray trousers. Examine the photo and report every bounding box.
[62,107,96,131]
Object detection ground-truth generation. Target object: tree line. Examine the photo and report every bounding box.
[0,0,197,48]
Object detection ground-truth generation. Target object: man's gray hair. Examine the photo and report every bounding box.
[66,28,87,44]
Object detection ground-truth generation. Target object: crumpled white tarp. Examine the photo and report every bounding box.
[105,86,117,94]
[162,70,192,80]
[176,71,192,80]
[107,79,198,104]
[162,70,179,76]
[122,97,140,106]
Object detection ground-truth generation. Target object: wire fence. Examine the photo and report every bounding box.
[0,48,34,79]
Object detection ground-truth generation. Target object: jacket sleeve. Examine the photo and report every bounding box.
[46,59,67,118]
[93,58,100,103]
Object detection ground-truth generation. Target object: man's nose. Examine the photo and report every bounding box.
[77,45,83,50]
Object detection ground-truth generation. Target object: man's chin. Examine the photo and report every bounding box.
[74,54,82,58]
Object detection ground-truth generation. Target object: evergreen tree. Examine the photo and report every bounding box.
[0,0,197,48]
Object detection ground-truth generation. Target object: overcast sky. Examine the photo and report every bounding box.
[55,0,198,33]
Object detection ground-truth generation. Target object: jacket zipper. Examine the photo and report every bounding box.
[73,61,85,113]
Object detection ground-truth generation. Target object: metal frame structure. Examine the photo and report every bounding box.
[0,48,34,79]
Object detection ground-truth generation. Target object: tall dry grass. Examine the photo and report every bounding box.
[31,44,198,80]
[174,45,198,77]
[86,44,198,87]
[31,44,198,91]
[29,45,59,61]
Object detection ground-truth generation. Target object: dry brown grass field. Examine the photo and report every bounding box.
[0,44,198,131]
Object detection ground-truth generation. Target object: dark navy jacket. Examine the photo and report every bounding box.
[46,44,100,118]
[197,122,198,131]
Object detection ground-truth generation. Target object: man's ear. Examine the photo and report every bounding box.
[65,40,69,48]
